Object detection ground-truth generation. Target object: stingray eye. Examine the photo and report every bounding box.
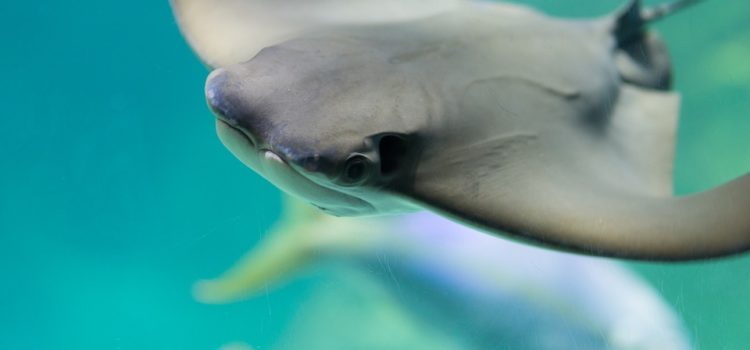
[342,154,371,185]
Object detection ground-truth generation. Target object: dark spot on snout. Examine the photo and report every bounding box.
[297,154,323,173]
[206,68,233,121]
[292,154,339,179]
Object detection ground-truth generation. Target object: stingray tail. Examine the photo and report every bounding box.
[614,0,703,43]
[610,0,702,90]
[641,0,704,22]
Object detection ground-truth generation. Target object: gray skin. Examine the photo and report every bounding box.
[200,0,750,261]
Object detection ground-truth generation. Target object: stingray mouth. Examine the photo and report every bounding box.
[216,119,282,163]
[215,120,373,215]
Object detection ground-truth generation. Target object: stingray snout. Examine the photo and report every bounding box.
[205,67,270,148]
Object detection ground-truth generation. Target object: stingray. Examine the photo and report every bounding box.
[171,0,750,260]
[194,199,691,349]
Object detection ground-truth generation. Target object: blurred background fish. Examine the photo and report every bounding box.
[199,198,692,349]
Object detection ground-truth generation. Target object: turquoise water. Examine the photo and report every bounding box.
[1,1,749,349]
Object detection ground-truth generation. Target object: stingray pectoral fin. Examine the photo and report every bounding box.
[404,82,749,261]
[407,154,750,260]
[169,0,306,68]
[169,0,463,68]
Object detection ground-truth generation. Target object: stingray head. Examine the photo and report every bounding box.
[206,37,426,216]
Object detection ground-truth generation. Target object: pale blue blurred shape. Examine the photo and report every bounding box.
[240,212,693,350]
